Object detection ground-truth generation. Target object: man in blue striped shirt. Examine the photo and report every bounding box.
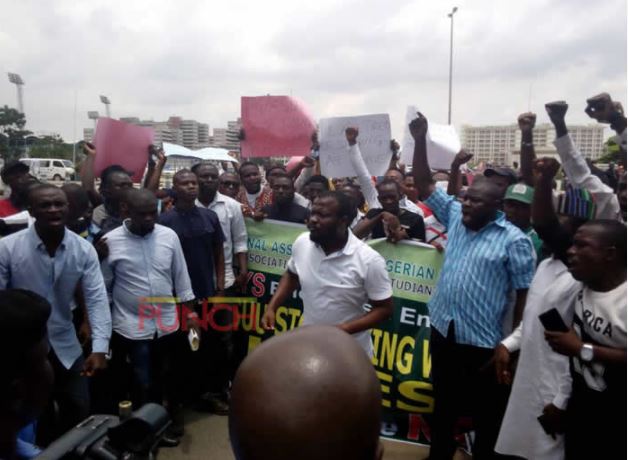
[411,113,536,460]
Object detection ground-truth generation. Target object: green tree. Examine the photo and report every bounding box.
[0,105,32,161]
[27,134,74,161]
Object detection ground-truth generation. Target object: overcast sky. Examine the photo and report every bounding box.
[0,0,626,142]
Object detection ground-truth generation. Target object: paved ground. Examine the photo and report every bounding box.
[160,411,471,460]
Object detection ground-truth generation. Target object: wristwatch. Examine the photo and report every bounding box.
[580,343,594,362]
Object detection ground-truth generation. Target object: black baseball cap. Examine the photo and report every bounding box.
[484,167,517,185]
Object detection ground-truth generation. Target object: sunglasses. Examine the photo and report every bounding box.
[221,181,240,188]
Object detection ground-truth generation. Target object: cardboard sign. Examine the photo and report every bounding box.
[319,114,391,177]
[241,96,316,158]
[401,106,460,171]
[93,118,154,182]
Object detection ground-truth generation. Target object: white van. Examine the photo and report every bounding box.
[19,158,75,181]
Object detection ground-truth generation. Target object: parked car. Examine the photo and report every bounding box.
[19,158,75,181]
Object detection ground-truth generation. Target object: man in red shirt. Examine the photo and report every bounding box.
[0,161,32,217]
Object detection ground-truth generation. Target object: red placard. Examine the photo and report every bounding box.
[241,96,315,158]
[93,118,154,182]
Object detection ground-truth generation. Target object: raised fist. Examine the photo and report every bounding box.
[545,101,568,126]
[585,93,619,124]
[409,113,428,140]
[452,149,474,167]
[517,112,537,132]
[533,157,561,182]
[345,127,359,146]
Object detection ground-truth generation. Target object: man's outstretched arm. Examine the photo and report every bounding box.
[518,112,536,187]
[410,113,435,201]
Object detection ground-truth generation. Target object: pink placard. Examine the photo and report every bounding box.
[93,118,154,182]
[285,156,304,172]
[241,96,315,158]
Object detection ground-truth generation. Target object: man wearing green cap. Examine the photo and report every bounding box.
[504,183,543,259]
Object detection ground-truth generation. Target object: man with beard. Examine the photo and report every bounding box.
[261,191,393,356]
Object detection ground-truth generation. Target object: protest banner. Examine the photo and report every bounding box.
[319,114,391,177]
[401,106,460,171]
[162,142,237,163]
[93,117,154,182]
[237,219,445,446]
[241,96,316,158]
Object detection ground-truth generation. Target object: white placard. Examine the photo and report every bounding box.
[319,114,391,177]
[163,142,238,163]
[400,106,460,171]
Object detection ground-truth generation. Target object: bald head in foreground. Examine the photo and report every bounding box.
[229,326,383,460]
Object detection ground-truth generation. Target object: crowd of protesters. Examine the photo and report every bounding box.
[0,92,625,460]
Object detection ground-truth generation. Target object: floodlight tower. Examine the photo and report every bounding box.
[99,95,111,117]
[7,73,25,114]
[88,111,100,129]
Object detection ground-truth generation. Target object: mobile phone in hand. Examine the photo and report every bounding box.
[539,308,569,332]
[537,414,556,439]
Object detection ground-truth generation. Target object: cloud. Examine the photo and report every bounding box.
[0,0,625,144]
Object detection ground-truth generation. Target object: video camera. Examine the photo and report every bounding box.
[37,403,170,460]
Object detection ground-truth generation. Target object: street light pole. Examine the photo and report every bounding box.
[7,73,25,115]
[99,95,111,117]
[447,7,458,125]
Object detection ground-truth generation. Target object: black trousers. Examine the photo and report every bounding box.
[38,351,89,445]
[565,378,627,460]
[192,289,238,396]
[109,331,183,410]
[428,325,512,460]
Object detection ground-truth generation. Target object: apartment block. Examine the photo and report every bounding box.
[461,123,606,166]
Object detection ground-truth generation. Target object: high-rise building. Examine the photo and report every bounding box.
[211,128,229,148]
[90,116,210,150]
[84,115,244,154]
[198,123,210,147]
[461,123,606,166]
[208,118,241,154]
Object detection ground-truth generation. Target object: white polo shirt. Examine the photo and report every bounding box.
[287,231,393,355]
[196,192,248,289]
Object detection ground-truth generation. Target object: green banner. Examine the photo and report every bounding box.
[237,219,444,445]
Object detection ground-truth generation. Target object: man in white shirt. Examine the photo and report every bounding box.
[193,162,248,413]
[103,189,195,443]
[345,127,424,217]
[494,158,584,460]
[546,101,621,220]
[261,191,393,356]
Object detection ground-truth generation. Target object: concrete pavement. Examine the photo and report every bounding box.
[159,410,471,460]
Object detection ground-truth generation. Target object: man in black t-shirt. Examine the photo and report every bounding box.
[261,173,310,224]
[352,178,425,242]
